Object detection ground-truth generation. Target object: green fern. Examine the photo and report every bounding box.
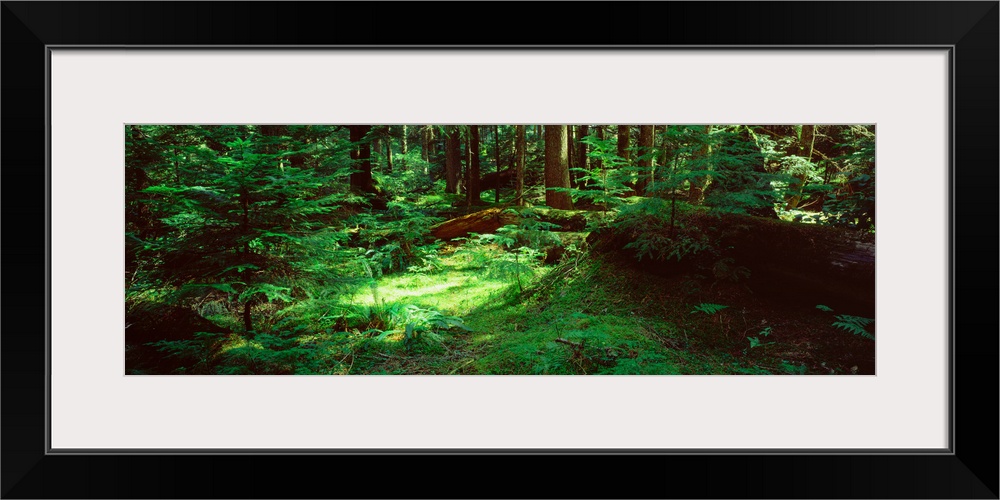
[832,314,875,340]
[690,303,729,315]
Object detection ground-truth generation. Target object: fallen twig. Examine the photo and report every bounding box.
[554,338,584,349]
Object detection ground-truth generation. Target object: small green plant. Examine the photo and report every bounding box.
[832,314,875,340]
[690,303,729,315]
[743,326,775,354]
[780,360,808,375]
[470,226,548,295]
[614,199,713,263]
[815,305,874,340]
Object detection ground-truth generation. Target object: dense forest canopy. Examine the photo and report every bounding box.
[126,124,875,375]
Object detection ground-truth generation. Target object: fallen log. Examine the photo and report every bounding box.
[588,210,875,314]
[429,207,514,240]
[429,207,596,240]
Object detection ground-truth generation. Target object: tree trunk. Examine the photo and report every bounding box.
[401,124,408,170]
[467,125,482,205]
[349,125,374,194]
[617,125,631,162]
[243,302,253,334]
[445,126,461,194]
[688,125,713,204]
[636,125,655,195]
[372,136,382,172]
[427,126,437,162]
[494,125,501,203]
[463,131,471,201]
[479,167,516,192]
[515,125,526,206]
[384,127,393,174]
[566,125,576,188]
[576,125,589,188]
[421,125,430,162]
[544,125,574,210]
[594,126,605,172]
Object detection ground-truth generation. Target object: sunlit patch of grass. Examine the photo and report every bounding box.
[178,241,791,375]
[219,334,260,353]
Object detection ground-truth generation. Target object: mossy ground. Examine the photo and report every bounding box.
[130,237,874,375]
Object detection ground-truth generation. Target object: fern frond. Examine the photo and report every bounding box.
[832,314,875,340]
[690,303,729,315]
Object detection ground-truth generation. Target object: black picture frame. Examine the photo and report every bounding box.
[2,2,996,498]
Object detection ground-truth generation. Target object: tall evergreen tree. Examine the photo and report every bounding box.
[544,125,573,210]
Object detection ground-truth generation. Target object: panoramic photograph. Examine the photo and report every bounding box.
[125,124,875,375]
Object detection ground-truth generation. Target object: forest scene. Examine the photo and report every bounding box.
[126,124,875,375]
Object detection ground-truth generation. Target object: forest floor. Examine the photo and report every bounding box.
[336,247,876,375]
[127,238,875,375]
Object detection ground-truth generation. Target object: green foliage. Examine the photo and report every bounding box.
[500,208,564,249]
[696,127,788,216]
[460,230,543,295]
[614,198,712,262]
[572,134,635,210]
[821,126,876,232]
[747,336,774,349]
[745,325,776,353]
[815,304,875,340]
[690,303,729,315]
[351,201,443,275]
[780,360,809,375]
[831,314,875,340]
[129,126,354,333]
[127,124,875,376]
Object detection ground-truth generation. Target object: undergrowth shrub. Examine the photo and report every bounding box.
[348,201,443,275]
[613,199,714,263]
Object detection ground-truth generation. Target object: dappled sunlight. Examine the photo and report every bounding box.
[127,124,875,375]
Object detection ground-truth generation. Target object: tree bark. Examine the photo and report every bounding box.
[421,125,430,162]
[400,124,407,170]
[445,126,461,194]
[467,125,482,205]
[515,125,526,206]
[384,126,393,174]
[594,126,605,172]
[688,125,713,204]
[636,125,655,195]
[575,125,589,188]
[617,125,631,162]
[566,125,576,188]
[544,125,574,210]
[348,125,374,194]
[427,126,437,162]
[479,167,516,191]
[493,125,502,203]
